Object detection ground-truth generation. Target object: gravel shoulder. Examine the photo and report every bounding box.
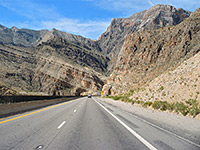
[98,97,200,145]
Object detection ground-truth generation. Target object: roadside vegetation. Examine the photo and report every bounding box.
[105,91,200,118]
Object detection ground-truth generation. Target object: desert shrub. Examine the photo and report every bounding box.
[158,86,164,91]
[186,99,200,117]
[174,102,188,116]
[131,100,136,105]
[186,99,198,106]
[188,105,200,117]
[152,101,161,109]
[159,101,170,111]
[168,103,175,112]
[105,96,121,100]
[142,101,153,108]
[112,96,121,100]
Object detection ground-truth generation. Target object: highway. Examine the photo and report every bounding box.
[0,97,199,150]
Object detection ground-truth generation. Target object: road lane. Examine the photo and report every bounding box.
[0,97,199,150]
[95,98,200,150]
[47,97,149,150]
[0,98,83,150]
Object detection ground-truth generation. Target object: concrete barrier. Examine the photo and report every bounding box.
[0,97,78,118]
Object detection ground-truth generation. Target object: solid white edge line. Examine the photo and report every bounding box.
[97,98,200,149]
[94,99,157,150]
[57,121,66,129]
[128,112,200,148]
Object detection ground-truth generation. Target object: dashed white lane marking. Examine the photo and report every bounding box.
[94,99,157,150]
[74,109,77,113]
[57,121,66,129]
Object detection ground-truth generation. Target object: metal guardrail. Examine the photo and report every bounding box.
[0,96,75,104]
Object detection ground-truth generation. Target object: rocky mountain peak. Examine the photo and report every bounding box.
[98,4,191,73]
[11,26,19,32]
[103,8,200,95]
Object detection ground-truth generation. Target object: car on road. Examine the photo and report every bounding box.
[88,94,92,98]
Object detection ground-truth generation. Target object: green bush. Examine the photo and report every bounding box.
[174,102,188,116]
[131,100,136,105]
[112,96,121,100]
[159,101,170,111]
[186,99,198,106]
[142,101,153,108]
[106,95,200,118]
[188,106,200,117]
[152,101,161,109]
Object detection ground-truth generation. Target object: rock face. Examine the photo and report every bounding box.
[0,37,107,96]
[129,51,200,104]
[103,8,200,95]
[98,4,191,72]
[0,4,195,96]
[0,44,37,92]
[39,28,102,53]
[0,25,48,47]
[32,37,107,96]
[32,56,104,96]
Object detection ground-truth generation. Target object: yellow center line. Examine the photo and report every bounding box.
[0,101,71,125]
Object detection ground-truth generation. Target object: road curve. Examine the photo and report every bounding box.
[0,97,199,150]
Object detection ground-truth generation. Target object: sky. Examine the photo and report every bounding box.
[0,0,199,39]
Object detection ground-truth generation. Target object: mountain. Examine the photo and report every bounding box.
[39,28,102,53]
[0,25,48,47]
[98,4,191,73]
[103,8,200,95]
[0,37,107,96]
[0,4,195,96]
[129,51,200,104]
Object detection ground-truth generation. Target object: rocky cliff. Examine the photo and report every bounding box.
[0,37,107,96]
[32,56,104,96]
[0,25,48,47]
[98,4,191,72]
[103,8,200,95]
[32,37,107,95]
[129,51,200,104]
[0,4,196,96]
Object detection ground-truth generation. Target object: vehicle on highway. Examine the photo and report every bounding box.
[88,94,92,98]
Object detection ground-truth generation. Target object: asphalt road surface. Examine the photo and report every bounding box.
[0,97,199,150]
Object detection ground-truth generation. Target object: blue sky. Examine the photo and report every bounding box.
[0,0,199,39]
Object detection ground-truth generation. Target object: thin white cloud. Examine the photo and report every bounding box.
[0,0,110,39]
[83,0,199,13]
[1,0,199,39]
[41,18,110,39]
[147,0,154,6]
[0,0,60,20]
[86,0,151,15]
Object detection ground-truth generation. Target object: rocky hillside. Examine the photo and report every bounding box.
[0,83,19,96]
[32,56,104,96]
[0,25,102,53]
[0,37,107,96]
[0,25,48,47]
[129,51,200,104]
[98,4,191,72]
[32,37,108,95]
[0,44,37,92]
[39,28,102,53]
[38,37,109,74]
[103,8,200,95]
[0,4,196,96]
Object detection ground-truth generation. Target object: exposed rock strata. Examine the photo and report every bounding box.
[98,4,191,72]
[32,56,104,96]
[103,8,200,95]
[129,52,200,104]
[0,5,195,96]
